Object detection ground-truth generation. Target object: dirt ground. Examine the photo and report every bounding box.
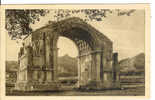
[6,87,145,96]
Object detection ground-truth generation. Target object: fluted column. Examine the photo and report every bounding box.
[77,57,81,87]
[52,47,59,81]
[95,52,101,82]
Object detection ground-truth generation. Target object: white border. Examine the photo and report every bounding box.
[1,0,151,4]
[150,1,154,100]
[0,3,152,100]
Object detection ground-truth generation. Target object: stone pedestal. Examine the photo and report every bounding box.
[16,81,59,91]
[16,67,60,91]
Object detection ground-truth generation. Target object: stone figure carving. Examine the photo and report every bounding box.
[32,41,37,56]
[18,47,24,57]
[32,39,44,56]
[46,36,50,45]
[39,40,43,55]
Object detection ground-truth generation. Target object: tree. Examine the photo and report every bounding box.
[5,9,49,40]
[5,9,135,40]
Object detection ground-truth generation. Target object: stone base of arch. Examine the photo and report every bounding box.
[15,80,120,91]
[77,76,121,90]
[15,65,61,91]
[15,81,60,91]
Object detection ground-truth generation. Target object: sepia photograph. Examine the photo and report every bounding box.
[0,4,150,98]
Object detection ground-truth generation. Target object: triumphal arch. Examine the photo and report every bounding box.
[16,17,120,91]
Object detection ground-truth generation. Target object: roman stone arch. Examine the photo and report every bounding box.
[16,17,120,91]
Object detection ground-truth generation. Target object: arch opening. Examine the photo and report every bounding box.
[56,35,93,87]
[57,36,78,86]
[56,27,98,88]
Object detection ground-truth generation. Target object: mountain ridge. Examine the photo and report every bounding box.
[119,53,145,72]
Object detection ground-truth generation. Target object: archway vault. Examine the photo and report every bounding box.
[16,17,120,91]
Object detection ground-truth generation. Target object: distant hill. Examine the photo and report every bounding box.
[6,55,78,77]
[58,54,78,77]
[6,61,18,72]
[119,53,145,72]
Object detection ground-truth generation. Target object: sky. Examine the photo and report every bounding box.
[6,9,145,61]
